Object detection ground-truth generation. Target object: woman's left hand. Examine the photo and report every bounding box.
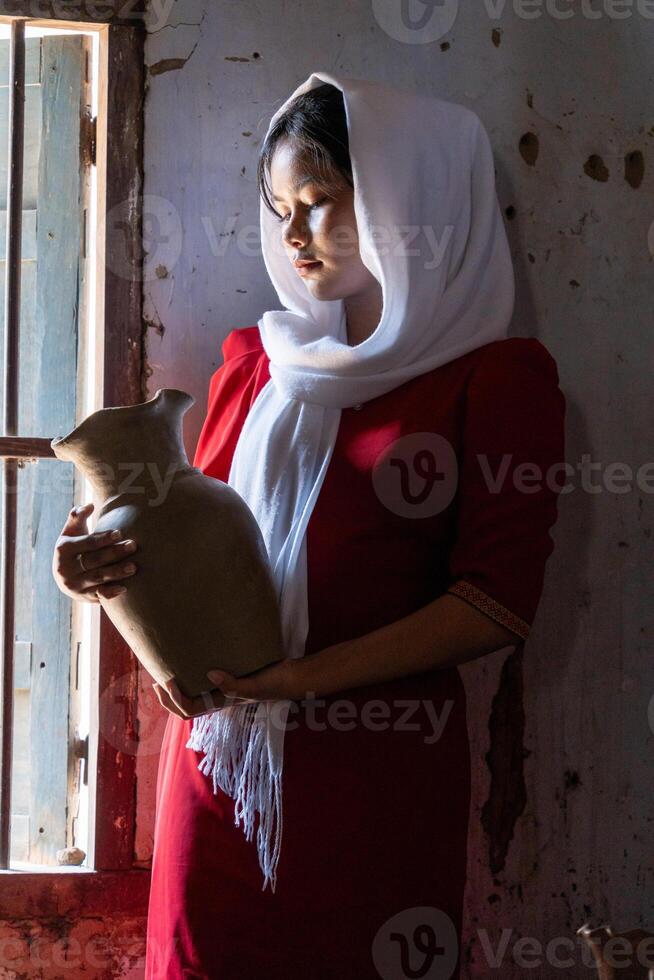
[152,656,299,719]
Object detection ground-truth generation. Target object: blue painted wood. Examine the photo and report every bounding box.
[30,33,87,866]
[0,33,86,865]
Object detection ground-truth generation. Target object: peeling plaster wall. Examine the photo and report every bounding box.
[0,918,146,979]
[141,2,654,977]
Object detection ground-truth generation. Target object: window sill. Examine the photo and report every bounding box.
[3,861,95,873]
[0,868,150,917]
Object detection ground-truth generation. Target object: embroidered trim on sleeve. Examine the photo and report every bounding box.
[446,580,530,641]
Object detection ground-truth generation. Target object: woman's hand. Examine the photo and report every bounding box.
[152,656,300,720]
[52,502,139,603]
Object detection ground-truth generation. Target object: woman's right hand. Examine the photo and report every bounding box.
[52,501,139,604]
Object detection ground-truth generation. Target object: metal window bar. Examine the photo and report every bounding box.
[0,14,25,870]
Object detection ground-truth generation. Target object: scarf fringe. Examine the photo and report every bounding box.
[185,701,283,893]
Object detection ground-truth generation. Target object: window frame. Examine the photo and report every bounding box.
[0,4,147,900]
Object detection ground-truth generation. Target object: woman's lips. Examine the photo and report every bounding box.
[295,261,322,277]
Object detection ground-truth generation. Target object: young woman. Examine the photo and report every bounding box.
[55,72,566,978]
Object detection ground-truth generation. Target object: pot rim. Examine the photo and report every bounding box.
[50,388,193,450]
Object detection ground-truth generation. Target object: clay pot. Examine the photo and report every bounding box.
[51,388,285,698]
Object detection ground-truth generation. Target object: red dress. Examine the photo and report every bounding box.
[144,326,566,980]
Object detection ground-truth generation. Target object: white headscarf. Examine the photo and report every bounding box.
[186,70,515,891]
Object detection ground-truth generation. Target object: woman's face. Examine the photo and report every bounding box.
[268,138,378,303]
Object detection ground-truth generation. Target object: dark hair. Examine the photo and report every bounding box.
[257,82,353,218]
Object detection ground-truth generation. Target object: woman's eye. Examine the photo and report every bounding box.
[275,198,328,223]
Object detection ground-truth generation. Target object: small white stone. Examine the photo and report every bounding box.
[56,846,86,866]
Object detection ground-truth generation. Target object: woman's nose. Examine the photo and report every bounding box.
[282,214,309,248]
